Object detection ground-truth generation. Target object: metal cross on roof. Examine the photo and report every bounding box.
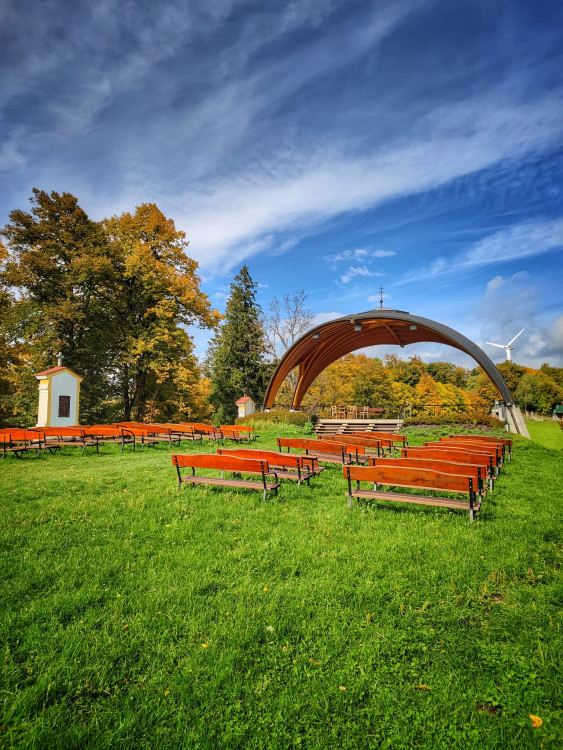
[379,286,384,308]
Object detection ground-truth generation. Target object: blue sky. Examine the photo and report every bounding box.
[2,0,562,367]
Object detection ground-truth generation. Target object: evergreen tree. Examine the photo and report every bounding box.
[209,266,269,423]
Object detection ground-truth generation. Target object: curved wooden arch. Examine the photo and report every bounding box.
[264,308,515,409]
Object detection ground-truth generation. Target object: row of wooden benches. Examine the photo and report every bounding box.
[0,422,258,459]
[172,434,512,521]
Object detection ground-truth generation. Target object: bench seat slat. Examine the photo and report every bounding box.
[180,475,279,491]
[350,488,481,511]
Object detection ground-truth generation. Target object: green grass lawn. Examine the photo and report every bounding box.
[1,429,561,749]
[526,421,563,451]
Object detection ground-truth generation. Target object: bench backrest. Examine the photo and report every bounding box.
[1,429,43,442]
[401,447,494,467]
[347,432,407,445]
[277,437,360,455]
[423,441,500,465]
[181,422,221,434]
[222,424,253,433]
[322,435,389,449]
[438,437,504,456]
[116,422,170,434]
[172,453,268,474]
[84,426,128,437]
[344,464,472,493]
[218,448,305,468]
[369,457,484,481]
[448,434,512,448]
[221,428,241,437]
[34,427,85,437]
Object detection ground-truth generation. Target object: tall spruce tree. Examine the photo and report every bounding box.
[209,266,270,423]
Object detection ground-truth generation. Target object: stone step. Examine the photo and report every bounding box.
[314,419,402,436]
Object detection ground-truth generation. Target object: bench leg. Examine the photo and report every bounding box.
[469,508,475,522]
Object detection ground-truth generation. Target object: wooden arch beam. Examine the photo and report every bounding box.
[263,308,515,411]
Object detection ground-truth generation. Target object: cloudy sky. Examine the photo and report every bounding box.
[2,0,562,367]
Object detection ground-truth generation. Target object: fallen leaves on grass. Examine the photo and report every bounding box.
[529,714,543,728]
[413,684,430,691]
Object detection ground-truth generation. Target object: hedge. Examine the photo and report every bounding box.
[402,412,505,429]
[236,409,310,427]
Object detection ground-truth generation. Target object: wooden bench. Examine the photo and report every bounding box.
[1,430,44,459]
[421,441,502,473]
[321,434,393,456]
[172,454,279,501]
[401,447,496,483]
[116,422,181,447]
[368,456,488,498]
[437,437,507,464]
[446,434,513,461]
[153,423,204,444]
[277,437,366,465]
[344,464,480,520]
[32,426,99,454]
[217,448,323,486]
[221,425,259,442]
[348,431,408,450]
[83,426,137,452]
[219,427,248,444]
[181,423,224,442]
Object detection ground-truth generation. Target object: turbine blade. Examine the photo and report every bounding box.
[486,342,506,349]
[507,328,525,346]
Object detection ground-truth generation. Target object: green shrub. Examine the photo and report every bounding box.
[402,412,505,430]
[236,409,308,426]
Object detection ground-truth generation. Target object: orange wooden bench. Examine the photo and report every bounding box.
[1,430,44,459]
[443,434,513,461]
[437,436,508,464]
[401,446,496,482]
[31,426,99,454]
[347,431,408,449]
[368,456,489,498]
[172,454,279,501]
[422,441,502,473]
[115,422,181,447]
[321,434,393,456]
[217,448,323,486]
[218,427,247,443]
[277,437,367,465]
[344,464,480,520]
[222,425,258,442]
[181,423,224,442]
[83,426,137,452]
[152,423,203,444]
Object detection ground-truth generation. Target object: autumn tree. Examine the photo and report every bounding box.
[1,192,218,424]
[102,204,220,421]
[384,354,425,386]
[0,189,116,424]
[208,266,270,423]
[514,372,563,414]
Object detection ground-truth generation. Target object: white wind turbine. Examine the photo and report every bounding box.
[486,328,525,362]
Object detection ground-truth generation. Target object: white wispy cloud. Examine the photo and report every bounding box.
[173,86,563,271]
[340,266,381,284]
[399,217,563,284]
[323,247,394,265]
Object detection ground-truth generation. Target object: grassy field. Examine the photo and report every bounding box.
[526,421,563,451]
[1,428,561,749]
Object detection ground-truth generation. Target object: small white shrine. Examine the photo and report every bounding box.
[35,356,83,427]
[236,395,255,419]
